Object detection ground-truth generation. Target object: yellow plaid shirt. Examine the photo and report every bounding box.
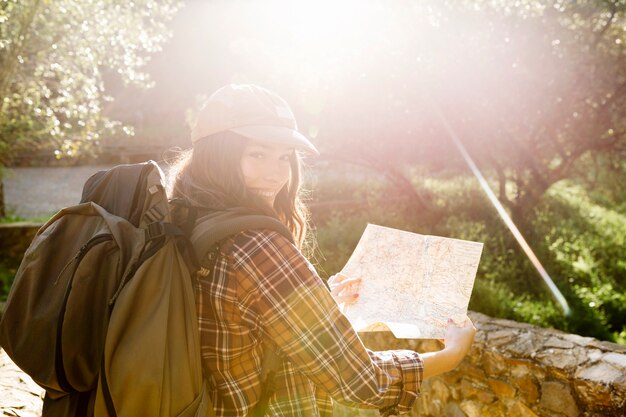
[195,229,423,417]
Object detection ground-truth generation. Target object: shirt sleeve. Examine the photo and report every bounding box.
[230,230,423,414]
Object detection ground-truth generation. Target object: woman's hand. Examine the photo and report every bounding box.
[327,273,361,306]
[442,317,476,366]
[422,316,476,379]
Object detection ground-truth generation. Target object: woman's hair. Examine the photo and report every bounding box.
[167,131,310,249]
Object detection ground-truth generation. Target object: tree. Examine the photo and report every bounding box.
[441,0,626,225]
[0,0,180,216]
[293,0,626,226]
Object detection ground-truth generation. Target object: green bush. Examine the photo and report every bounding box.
[530,182,626,341]
[312,174,626,344]
[0,262,17,302]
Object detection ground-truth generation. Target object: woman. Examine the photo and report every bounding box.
[168,84,476,417]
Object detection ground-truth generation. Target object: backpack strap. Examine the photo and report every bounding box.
[190,209,293,415]
[191,211,294,269]
[169,198,199,237]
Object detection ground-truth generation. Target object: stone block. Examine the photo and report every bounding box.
[509,358,547,380]
[573,379,613,408]
[461,364,487,381]
[488,316,533,330]
[603,352,626,370]
[611,391,626,412]
[476,389,496,404]
[575,362,624,384]
[508,400,539,417]
[460,378,495,403]
[461,349,483,368]
[428,398,445,416]
[487,330,517,346]
[430,400,446,416]
[473,330,488,346]
[439,370,463,387]
[504,331,536,357]
[544,336,575,349]
[449,381,462,401]
[444,402,467,417]
[561,333,594,347]
[482,351,507,376]
[459,400,482,417]
[539,381,580,417]
[415,391,441,417]
[487,379,516,399]
[460,378,482,397]
[586,348,604,362]
[512,374,540,404]
[588,340,626,354]
[547,367,570,381]
[535,347,587,370]
[431,379,451,402]
[480,401,507,417]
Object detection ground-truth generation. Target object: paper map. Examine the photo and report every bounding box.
[340,224,483,339]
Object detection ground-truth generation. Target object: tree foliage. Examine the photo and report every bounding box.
[304,0,626,224]
[0,0,180,166]
[448,0,626,222]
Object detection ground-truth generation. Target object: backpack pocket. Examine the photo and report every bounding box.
[57,233,120,394]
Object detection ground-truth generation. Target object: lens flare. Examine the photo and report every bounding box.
[436,108,572,317]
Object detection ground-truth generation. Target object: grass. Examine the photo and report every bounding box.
[0,262,18,302]
[0,212,51,224]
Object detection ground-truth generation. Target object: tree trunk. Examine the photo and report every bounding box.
[0,178,5,218]
[319,154,434,222]
[381,164,430,212]
[509,177,552,234]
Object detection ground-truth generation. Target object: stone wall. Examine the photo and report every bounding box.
[0,222,42,267]
[0,311,624,417]
[335,312,626,417]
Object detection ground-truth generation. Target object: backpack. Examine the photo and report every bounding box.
[0,160,292,417]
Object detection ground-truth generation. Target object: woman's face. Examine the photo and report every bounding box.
[240,139,293,206]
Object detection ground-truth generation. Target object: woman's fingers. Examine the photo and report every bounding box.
[329,277,361,293]
[328,274,362,306]
[332,277,362,289]
[328,273,358,289]
[327,273,348,286]
[444,316,476,355]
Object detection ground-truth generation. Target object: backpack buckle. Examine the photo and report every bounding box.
[146,222,185,241]
[147,222,165,240]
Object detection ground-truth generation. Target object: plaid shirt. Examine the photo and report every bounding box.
[196,229,423,417]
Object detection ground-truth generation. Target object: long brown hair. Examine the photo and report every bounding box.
[167,131,310,249]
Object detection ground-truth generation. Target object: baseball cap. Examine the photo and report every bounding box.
[190,84,319,156]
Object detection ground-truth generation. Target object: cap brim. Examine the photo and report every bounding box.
[229,125,319,156]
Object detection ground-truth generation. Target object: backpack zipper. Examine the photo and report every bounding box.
[54,234,114,285]
[55,233,114,393]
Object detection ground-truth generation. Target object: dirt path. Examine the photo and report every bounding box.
[3,165,114,218]
[3,165,115,219]
[2,164,180,219]
[0,349,43,417]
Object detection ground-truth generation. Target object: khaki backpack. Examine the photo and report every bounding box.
[0,161,291,417]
